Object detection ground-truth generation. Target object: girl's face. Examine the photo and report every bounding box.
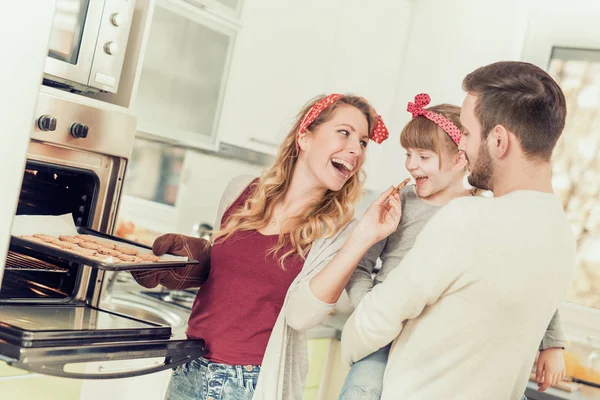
[298,104,369,191]
[404,147,461,200]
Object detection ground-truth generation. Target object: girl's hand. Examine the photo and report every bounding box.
[536,347,566,391]
[354,186,402,246]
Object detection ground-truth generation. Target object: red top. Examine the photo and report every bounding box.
[186,181,304,365]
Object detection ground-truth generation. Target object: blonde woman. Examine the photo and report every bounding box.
[131,94,399,400]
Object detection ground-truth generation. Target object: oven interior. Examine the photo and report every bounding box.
[1,160,99,302]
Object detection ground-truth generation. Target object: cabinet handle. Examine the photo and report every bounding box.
[249,137,279,148]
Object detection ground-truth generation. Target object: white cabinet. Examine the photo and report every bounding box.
[217,0,412,190]
[134,0,237,150]
[217,1,343,155]
[326,0,412,190]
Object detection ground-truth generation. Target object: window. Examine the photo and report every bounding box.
[549,47,600,311]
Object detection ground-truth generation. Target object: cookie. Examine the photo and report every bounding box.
[59,235,83,244]
[56,241,77,250]
[79,241,102,250]
[95,240,116,250]
[33,233,56,242]
[19,235,39,242]
[96,247,121,257]
[116,253,137,262]
[138,254,161,262]
[75,234,102,244]
[71,247,97,257]
[115,245,138,256]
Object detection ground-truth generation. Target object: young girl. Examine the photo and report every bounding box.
[130,93,394,400]
[329,94,566,399]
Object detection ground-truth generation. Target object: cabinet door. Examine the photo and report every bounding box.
[134,0,236,150]
[326,0,412,190]
[217,1,342,155]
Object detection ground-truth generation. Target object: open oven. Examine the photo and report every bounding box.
[0,92,205,379]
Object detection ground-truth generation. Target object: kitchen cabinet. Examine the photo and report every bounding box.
[325,0,412,190]
[217,0,412,190]
[304,338,349,400]
[217,1,342,155]
[134,0,237,150]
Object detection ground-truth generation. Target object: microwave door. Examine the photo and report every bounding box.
[0,304,206,379]
[44,0,104,88]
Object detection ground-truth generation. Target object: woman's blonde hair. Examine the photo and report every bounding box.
[400,104,462,167]
[212,94,379,267]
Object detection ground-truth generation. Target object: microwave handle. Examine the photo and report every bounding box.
[9,354,195,380]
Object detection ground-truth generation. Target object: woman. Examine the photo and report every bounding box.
[131,93,399,400]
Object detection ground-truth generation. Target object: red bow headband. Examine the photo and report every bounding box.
[406,93,462,145]
[298,94,389,144]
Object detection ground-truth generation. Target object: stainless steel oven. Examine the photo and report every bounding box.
[0,92,205,379]
[44,0,135,93]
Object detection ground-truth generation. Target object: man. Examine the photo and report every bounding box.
[340,61,576,399]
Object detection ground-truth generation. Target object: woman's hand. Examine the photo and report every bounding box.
[354,186,402,246]
[152,233,211,261]
[131,234,211,290]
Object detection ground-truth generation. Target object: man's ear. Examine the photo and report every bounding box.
[491,124,510,159]
[454,150,468,170]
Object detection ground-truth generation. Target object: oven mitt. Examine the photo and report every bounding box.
[130,234,211,290]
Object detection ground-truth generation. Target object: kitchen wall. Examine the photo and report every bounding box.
[372,0,600,190]
[175,150,265,233]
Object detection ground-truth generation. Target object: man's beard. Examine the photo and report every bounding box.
[467,142,494,191]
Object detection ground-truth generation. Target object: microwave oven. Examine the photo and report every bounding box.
[44,0,135,94]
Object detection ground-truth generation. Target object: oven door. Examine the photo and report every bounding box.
[0,303,205,379]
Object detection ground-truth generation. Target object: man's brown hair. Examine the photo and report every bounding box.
[462,61,567,161]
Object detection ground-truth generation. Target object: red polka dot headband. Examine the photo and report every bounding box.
[406,93,462,145]
[298,94,389,144]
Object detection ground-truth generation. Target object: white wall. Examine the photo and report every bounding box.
[0,1,56,283]
[372,0,600,190]
[175,150,264,232]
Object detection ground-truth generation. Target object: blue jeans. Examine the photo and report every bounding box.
[165,357,260,400]
[338,345,390,400]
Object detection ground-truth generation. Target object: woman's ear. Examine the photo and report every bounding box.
[454,150,468,170]
[297,131,310,152]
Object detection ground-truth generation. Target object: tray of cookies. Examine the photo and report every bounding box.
[10,214,199,272]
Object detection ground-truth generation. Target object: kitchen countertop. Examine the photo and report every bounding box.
[525,382,600,400]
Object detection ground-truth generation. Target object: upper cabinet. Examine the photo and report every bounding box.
[133,0,237,149]
[217,1,343,155]
[217,0,412,189]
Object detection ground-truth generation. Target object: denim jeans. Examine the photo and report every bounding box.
[338,345,390,400]
[165,357,260,400]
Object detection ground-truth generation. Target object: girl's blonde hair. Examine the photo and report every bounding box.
[212,94,379,267]
[400,104,462,167]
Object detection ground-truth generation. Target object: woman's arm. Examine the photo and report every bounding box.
[309,187,401,304]
[284,187,402,331]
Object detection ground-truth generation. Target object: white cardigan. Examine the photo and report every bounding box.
[213,176,355,400]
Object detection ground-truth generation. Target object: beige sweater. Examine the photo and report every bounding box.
[213,176,356,400]
[341,191,576,400]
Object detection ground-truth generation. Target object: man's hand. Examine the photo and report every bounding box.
[536,347,565,391]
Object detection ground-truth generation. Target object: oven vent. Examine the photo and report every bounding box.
[5,251,68,273]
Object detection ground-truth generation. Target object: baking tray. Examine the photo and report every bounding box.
[10,227,199,272]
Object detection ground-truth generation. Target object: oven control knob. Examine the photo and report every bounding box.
[104,41,120,56]
[70,123,89,139]
[37,115,57,131]
[110,13,124,27]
